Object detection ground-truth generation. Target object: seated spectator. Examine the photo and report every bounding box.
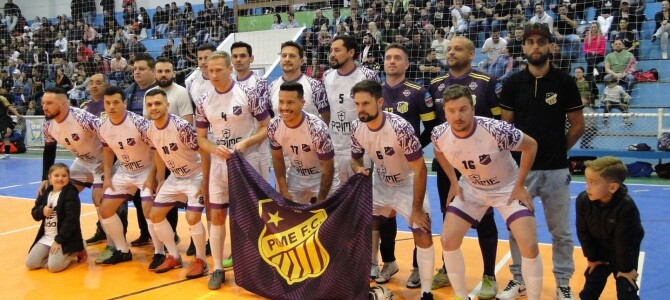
[418,49,444,86]
[379,19,397,46]
[127,35,147,56]
[362,52,382,78]
[432,30,449,65]
[368,22,382,45]
[469,0,493,47]
[529,4,554,34]
[349,20,364,45]
[583,22,607,78]
[317,25,332,47]
[54,66,73,91]
[344,3,361,27]
[651,0,670,60]
[417,8,432,27]
[613,0,644,32]
[362,7,382,31]
[550,42,571,74]
[316,34,331,66]
[573,66,599,149]
[158,38,176,62]
[359,33,383,63]
[432,0,450,31]
[333,23,349,38]
[381,4,399,29]
[76,43,94,64]
[506,26,525,68]
[25,100,43,116]
[553,4,581,60]
[271,13,286,30]
[405,32,428,81]
[478,29,507,72]
[602,75,632,126]
[153,6,169,39]
[488,47,514,82]
[610,18,639,59]
[491,0,517,33]
[449,0,472,39]
[110,51,128,84]
[596,8,614,37]
[604,39,636,96]
[208,19,225,46]
[329,9,346,34]
[311,9,329,34]
[306,57,325,80]
[507,8,527,33]
[54,32,68,55]
[285,12,299,28]
[82,24,99,47]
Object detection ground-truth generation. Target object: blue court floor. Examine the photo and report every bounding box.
[1,156,667,298]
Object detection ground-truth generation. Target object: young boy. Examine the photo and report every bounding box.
[601,76,632,126]
[577,156,645,300]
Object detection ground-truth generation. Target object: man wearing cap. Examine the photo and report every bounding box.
[498,23,584,300]
[359,33,383,64]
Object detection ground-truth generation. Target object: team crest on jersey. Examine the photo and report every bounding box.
[384,146,395,156]
[167,160,176,168]
[377,165,387,177]
[402,89,411,97]
[302,144,311,152]
[122,154,130,162]
[258,199,330,284]
[71,133,80,141]
[233,106,242,116]
[169,142,178,151]
[545,93,557,105]
[397,101,409,114]
[479,154,491,165]
[222,129,231,139]
[127,138,136,146]
[438,83,445,91]
[337,111,346,121]
[293,160,303,168]
[469,82,478,91]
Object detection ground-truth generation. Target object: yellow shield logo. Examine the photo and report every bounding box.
[258,199,330,285]
[397,101,409,114]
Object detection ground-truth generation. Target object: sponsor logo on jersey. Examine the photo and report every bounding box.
[384,146,395,156]
[467,174,500,187]
[302,144,311,152]
[332,111,352,133]
[222,129,231,139]
[71,133,80,141]
[169,142,178,151]
[469,82,478,91]
[259,200,330,284]
[402,89,411,97]
[337,111,345,121]
[479,154,491,165]
[425,92,434,107]
[293,159,319,175]
[233,106,242,116]
[122,154,130,162]
[438,83,445,91]
[545,93,557,105]
[397,101,409,113]
[127,138,136,146]
[376,165,403,184]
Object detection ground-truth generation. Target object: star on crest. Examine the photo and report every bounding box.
[268,211,283,227]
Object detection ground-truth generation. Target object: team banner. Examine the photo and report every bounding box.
[227,152,371,300]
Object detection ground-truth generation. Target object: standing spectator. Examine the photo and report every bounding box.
[573,66,599,149]
[82,0,97,25]
[583,23,607,78]
[431,0,451,30]
[3,0,21,32]
[405,32,428,81]
[311,9,329,34]
[329,9,346,33]
[123,0,137,27]
[271,14,285,30]
[431,30,449,64]
[478,29,507,72]
[604,39,637,96]
[553,4,581,60]
[359,33,383,63]
[610,18,639,59]
[651,0,670,60]
[110,51,128,84]
[469,0,493,46]
[362,7,382,31]
[101,0,115,13]
[596,8,614,37]
[498,23,584,300]
[71,0,83,27]
[301,29,316,61]
[418,48,443,86]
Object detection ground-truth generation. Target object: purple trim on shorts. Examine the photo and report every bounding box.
[209,203,229,209]
[186,205,204,212]
[153,202,176,208]
[446,206,479,226]
[505,209,535,227]
[92,183,103,189]
[141,196,153,202]
[70,178,92,188]
[103,193,132,200]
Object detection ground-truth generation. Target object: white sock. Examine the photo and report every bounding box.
[101,214,128,252]
[97,208,115,249]
[210,224,223,270]
[443,249,468,298]
[153,219,178,258]
[416,245,435,294]
[190,221,206,260]
[146,219,164,254]
[522,255,543,300]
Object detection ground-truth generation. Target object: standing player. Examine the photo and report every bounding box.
[427,35,501,297]
[432,84,543,300]
[0,94,23,159]
[498,23,584,300]
[373,43,440,288]
[96,86,156,266]
[268,81,339,204]
[351,80,435,300]
[269,41,330,123]
[144,89,209,279]
[323,35,380,185]
[195,51,270,290]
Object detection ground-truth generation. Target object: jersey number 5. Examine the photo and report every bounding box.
[338,94,344,104]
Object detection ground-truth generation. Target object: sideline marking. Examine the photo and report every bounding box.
[0,211,97,236]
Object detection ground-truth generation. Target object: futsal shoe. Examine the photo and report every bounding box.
[223,256,233,268]
[95,245,115,264]
[477,275,497,299]
[102,250,132,265]
[370,264,380,281]
[86,228,107,245]
[208,269,225,290]
[186,258,209,279]
[148,253,166,271]
[130,235,151,247]
[154,254,183,273]
[431,268,451,289]
[497,280,527,300]
[406,267,421,288]
[375,261,399,284]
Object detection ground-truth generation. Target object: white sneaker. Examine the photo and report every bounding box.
[375,261,399,284]
[370,264,380,281]
[662,52,668,60]
[556,285,576,300]
[406,267,421,288]
[0,154,9,159]
[497,280,526,300]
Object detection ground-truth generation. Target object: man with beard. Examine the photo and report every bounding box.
[432,84,542,300]
[350,80,434,300]
[267,81,338,204]
[603,39,637,97]
[372,43,439,289]
[269,41,330,128]
[426,35,501,298]
[498,23,584,300]
[144,57,193,123]
[322,35,380,186]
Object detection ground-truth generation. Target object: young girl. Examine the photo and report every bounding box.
[26,163,86,273]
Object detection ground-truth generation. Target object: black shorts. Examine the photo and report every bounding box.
[0,118,14,136]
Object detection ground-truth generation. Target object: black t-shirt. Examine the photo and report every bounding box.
[493,1,517,22]
[499,66,583,170]
[554,13,577,36]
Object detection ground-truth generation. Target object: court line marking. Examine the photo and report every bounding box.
[0,184,21,190]
[108,276,198,300]
[0,211,97,236]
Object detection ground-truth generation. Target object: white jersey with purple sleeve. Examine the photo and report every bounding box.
[323,66,381,155]
[269,74,330,118]
[431,117,523,190]
[267,112,336,188]
[185,70,214,105]
[42,107,103,163]
[195,83,270,163]
[351,112,423,187]
[146,114,201,178]
[237,72,272,114]
[98,111,153,175]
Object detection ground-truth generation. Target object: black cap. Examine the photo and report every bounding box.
[523,23,552,41]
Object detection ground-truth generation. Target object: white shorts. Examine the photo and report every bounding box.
[373,182,430,230]
[256,140,272,182]
[287,172,341,205]
[335,152,371,186]
[69,158,103,189]
[103,166,153,202]
[447,181,534,227]
[209,152,261,209]
[154,172,204,212]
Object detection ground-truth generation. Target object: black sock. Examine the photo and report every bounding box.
[4,144,9,154]
[379,216,397,263]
